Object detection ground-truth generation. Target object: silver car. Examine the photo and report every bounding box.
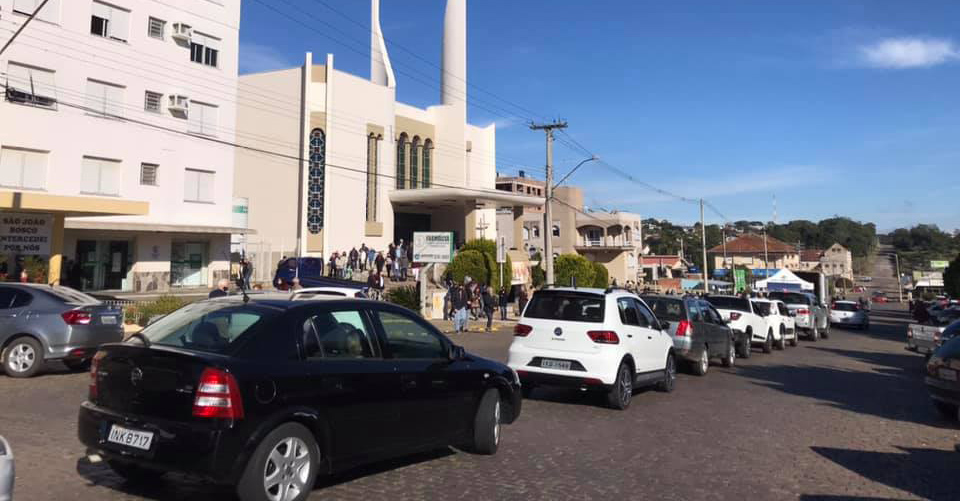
[0,435,12,501]
[0,284,123,377]
[830,300,869,330]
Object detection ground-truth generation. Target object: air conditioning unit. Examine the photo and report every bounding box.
[168,94,189,113]
[171,23,192,43]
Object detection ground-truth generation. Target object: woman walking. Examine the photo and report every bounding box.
[482,286,496,332]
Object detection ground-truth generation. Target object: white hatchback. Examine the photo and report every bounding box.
[507,288,676,410]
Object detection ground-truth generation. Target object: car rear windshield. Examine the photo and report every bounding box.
[833,302,859,312]
[769,292,811,305]
[137,301,281,354]
[524,291,605,323]
[707,296,751,312]
[642,297,684,321]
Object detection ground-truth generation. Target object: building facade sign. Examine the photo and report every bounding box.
[413,232,454,263]
[931,260,949,269]
[0,212,52,255]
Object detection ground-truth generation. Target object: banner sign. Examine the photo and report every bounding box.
[931,260,949,269]
[734,269,747,293]
[412,232,454,263]
[0,212,52,255]
[512,261,530,285]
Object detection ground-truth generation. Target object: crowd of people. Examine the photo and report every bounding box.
[442,275,529,333]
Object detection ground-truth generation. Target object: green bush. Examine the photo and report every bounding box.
[554,254,595,288]
[531,252,545,289]
[386,285,420,313]
[458,239,512,290]
[591,262,609,288]
[128,295,186,326]
[448,250,487,285]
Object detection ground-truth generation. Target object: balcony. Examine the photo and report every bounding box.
[575,234,635,251]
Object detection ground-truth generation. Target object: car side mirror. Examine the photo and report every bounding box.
[449,344,466,361]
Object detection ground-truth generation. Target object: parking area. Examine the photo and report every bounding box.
[2,303,960,500]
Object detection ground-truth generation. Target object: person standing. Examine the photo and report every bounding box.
[451,283,468,333]
[359,244,368,271]
[482,286,496,332]
[367,246,376,272]
[518,286,529,317]
[328,253,337,278]
[336,252,347,279]
[375,251,385,275]
[498,287,509,321]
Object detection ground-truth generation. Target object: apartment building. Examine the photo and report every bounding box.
[0,0,243,291]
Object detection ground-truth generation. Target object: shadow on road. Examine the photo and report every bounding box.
[76,448,456,500]
[805,346,924,376]
[808,445,960,501]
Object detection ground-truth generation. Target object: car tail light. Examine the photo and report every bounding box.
[796,309,810,316]
[729,312,741,321]
[514,324,533,337]
[587,330,619,344]
[193,368,244,420]
[62,310,92,325]
[676,320,693,337]
[89,351,106,400]
[582,377,604,385]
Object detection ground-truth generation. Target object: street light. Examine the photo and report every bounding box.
[553,156,599,190]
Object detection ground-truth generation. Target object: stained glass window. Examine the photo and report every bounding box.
[307,128,325,234]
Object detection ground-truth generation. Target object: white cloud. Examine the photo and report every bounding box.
[239,42,297,74]
[859,37,959,69]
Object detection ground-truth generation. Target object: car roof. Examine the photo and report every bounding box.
[538,287,609,295]
[834,300,857,304]
[208,294,373,310]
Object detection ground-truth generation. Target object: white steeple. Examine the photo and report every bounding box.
[370,0,395,88]
[441,0,467,107]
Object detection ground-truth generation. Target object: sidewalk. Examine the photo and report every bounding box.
[429,316,518,334]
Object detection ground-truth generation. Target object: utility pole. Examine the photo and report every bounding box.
[763,227,770,278]
[700,199,709,293]
[530,120,567,286]
[894,253,903,303]
[722,226,729,274]
[0,0,51,56]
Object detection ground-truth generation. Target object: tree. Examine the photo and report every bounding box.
[456,238,513,290]
[945,253,960,298]
[591,262,609,288]
[447,250,486,285]
[554,254,595,287]
[531,252,545,288]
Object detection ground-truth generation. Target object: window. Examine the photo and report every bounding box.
[190,32,220,67]
[5,62,57,108]
[140,163,158,186]
[148,17,165,39]
[184,168,214,203]
[302,310,376,359]
[0,147,47,190]
[144,91,162,113]
[777,302,790,316]
[81,156,121,196]
[642,297,683,321]
[85,79,124,117]
[617,298,640,326]
[633,299,656,328]
[552,224,560,237]
[532,225,540,238]
[377,311,446,359]
[307,129,325,233]
[365,134,379,222]
[13,0,60,23]
[409,136,420,188]
[138,302,279,354]
[188,101,218,136]
[522,227,530,240]
[395,133,407,189]
[90,1,129,41]
[422,139,432,188]
[524,291,605,323]
[687,300,703,321]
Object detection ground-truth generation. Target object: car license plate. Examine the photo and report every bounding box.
[939,368,958,382]
[101,315,117,324]
[107,425,154,451]
[540,359,572,371]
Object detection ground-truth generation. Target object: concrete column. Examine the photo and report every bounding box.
[464,202,477,243]
[47,214,65,285]
[512,206,524,250]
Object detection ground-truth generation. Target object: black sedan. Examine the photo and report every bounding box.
[926,335,960,422]
[78,296,521,501]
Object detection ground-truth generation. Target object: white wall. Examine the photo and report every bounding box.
[0,0,240,228]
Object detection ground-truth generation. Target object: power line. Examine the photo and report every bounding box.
[0,0,50,56]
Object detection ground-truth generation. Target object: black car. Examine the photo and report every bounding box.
[926,335,960,422]
[642,295,740,375]
[78,296,521,501]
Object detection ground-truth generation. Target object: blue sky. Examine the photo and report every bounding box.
[239,0,960,232]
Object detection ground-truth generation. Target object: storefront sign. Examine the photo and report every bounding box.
[734,269,747,293]
[931,260,949,269]
[512,261,531,285]
[412,232,454,263]
[0,212,52,255]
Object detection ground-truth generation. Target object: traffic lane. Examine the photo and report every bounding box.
[4,311,959,501]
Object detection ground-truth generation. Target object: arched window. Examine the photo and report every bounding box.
[422,139,432,188]
[366,133,380,222]
[396,133,407,190]
[409,136,420,188]
[532,225,540,238]
[522,227,530,240]
[307,128,325,234]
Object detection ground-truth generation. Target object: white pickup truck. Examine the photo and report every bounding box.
[907,324,945,355]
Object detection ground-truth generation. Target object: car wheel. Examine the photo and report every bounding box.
[606,361,634,409]
[775,328,786,350]
[2,336,43,378]
[789,329,799,347]
[107,460,164,484]
[739,330,752,359]
[933,400,959,421]
[691,348,708,376]
[472,388,502,453]
[821,323,830,339]
[763,331,773,354]
[656,354,676,393]
[237,422,318,501]
[810,324,819,342]
[63,359,91,372]
[721,340,735,367]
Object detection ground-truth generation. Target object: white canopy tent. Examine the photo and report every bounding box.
[755,269,814,291]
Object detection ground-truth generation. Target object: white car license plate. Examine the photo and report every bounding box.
[939,368,958,382]
[541,359,572,371]
[101,315,117,324]
[107,425,154,451]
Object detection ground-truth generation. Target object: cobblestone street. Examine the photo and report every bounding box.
[1,303,959,500]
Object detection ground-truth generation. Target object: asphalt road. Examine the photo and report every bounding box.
[2,300,959,501]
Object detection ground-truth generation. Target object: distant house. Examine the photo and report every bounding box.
[641,255,690,281]
[799,249,824,271]
[820,243,853,282]
[707,233,800,275]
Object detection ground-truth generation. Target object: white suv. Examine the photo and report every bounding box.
[508,287,676,410]
[752,299,797,349]
[706,295,769,355]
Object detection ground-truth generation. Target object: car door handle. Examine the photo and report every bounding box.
[627,334,633,338]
